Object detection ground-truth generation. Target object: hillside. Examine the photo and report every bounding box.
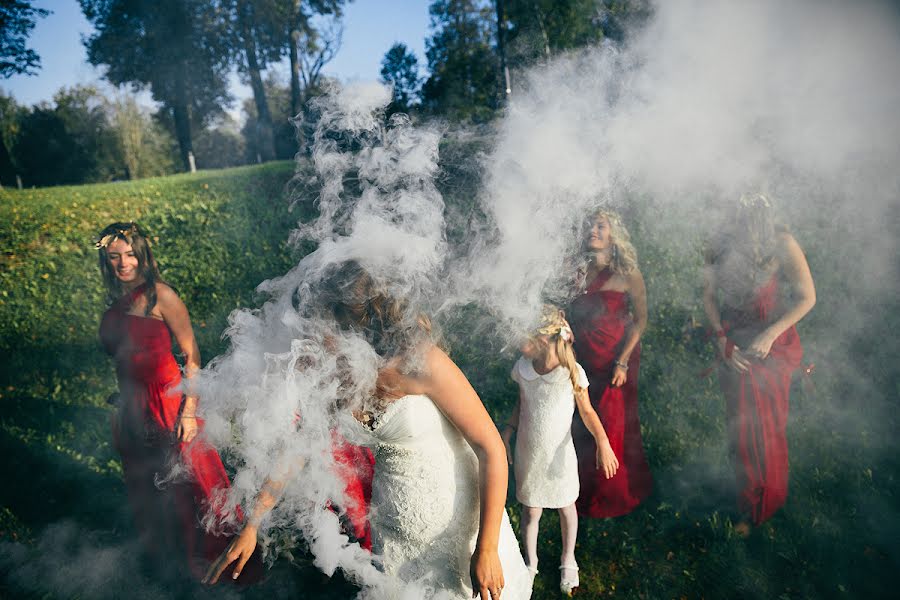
[0,159,896,599]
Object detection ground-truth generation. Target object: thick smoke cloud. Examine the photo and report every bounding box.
[196,0,899,595]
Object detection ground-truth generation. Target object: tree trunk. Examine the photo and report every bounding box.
[173,66,193,172]
[0,138,16,188]
[533,3,551,59]
[495,0,511,99]
[289,0,303,117]
[241,2,275,161]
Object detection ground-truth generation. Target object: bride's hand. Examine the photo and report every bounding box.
[471,546,505,599]
[202,525,258,585]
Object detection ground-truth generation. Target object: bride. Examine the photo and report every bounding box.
[204,261,531,600]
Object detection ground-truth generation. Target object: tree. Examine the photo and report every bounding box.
[502,0,652,67]
[241,72,296,162]
[108,94,176,179]
[193,116,246,169]
[12,85,120,186]
[0,1,50,78]
[226,0,287,162]
[284,1,348,117]
[79,0,233,172]
[0,91,24,186]
[380,43,421,114]
[422,0,500,121]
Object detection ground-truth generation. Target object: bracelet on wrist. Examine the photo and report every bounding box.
[614,360,629,371]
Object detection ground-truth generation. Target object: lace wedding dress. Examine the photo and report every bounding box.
[364,394,532,599]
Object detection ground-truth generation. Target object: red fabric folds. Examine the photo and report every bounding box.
[568,269,653,518]
[718,275,802,525]
[332,434,374,550]
[100,288,259,582]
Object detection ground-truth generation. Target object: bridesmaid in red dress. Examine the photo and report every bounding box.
[702,194,815,534]
[568,210,653,518]
[96,222,254,581]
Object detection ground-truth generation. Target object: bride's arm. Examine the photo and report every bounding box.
[419,345,507,600]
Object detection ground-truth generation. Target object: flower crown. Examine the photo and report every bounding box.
[94,223,142,250]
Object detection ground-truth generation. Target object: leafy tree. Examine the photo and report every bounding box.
[13,86,119,187]
[193,117,246,169]
[225,0,287,162]
[380,42,421,114]
[79,0,233,172]
[502,0,652,68]
[286,0,347,117]
[0,91,24,186]
[0,1,50,78]
[241,73,297,162]
[108,94,176,179]
[502,0,603,64]
[422,0,499,121]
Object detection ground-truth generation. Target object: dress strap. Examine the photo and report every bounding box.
[113,283,148,312]
[585,267,615,293]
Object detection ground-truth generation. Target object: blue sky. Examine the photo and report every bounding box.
[2,0,432,116]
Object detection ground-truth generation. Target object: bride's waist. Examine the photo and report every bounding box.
[374,440,475,475]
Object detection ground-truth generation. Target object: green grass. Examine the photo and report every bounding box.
[1,160,897,599]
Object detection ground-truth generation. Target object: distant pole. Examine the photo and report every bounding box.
[188,151,197,173]
[16,175,22,190]
[495,0,511,99]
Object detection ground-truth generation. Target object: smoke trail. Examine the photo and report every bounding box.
[197,81,453,598]
[198,0,900,595]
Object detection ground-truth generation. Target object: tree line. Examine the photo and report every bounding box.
[0,0,648,188]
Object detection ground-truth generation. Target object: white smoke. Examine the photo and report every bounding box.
[196,0,900,595]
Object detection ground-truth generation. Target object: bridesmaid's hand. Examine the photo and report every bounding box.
[595,439,619,479]
[177,414,199,443]
[611,364,627,387]
[718,339,751,372]
[745,329,777,360]
[203,525,258,585]
[471,546,505,599]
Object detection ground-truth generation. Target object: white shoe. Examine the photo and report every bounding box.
[559,563,579,596]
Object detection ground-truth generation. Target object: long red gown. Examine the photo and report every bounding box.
[718,274,802,525]
[569,268,653,518]
[100,286,252,580]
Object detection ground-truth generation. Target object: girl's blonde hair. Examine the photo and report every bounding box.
[588,209,639,275]
[534,305,584,393]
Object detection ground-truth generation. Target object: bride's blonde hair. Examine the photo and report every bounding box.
[533,305,584,394]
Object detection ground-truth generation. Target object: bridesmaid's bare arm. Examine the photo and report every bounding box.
[612,269,648,386]
[156,283,201,439]
[745,234,816,358]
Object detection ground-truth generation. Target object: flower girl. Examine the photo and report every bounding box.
[501,306,619,596]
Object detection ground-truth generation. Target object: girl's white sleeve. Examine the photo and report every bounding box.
[510,356,523,384]
[575,362,589,389]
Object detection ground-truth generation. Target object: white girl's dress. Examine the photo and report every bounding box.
[511,357,589,508]
[363,394,532,599]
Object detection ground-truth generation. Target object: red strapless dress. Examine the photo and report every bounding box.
[568,269,653,518]
[100,287,257,581]
[719,275,802,525]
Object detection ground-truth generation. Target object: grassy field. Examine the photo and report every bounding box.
[0,159,896,599]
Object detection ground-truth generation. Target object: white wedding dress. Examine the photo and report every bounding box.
[363,394,532,599]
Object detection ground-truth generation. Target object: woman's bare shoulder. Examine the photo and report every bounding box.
[153,282,187,313]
